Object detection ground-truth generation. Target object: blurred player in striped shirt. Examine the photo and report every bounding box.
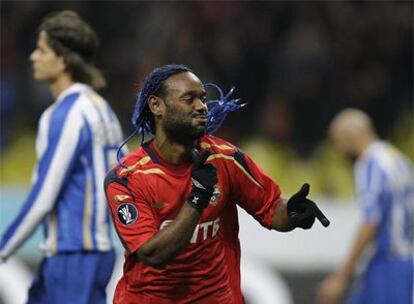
[318,108,413,304]
[0,11,125,304]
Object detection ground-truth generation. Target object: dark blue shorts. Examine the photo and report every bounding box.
[27,250,115,304]
[348,258,413,304]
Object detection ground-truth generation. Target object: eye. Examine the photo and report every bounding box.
[181,95,193,103]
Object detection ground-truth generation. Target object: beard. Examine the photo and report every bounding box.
[162,106,206,145]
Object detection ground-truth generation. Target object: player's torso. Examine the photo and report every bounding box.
[39,87,121,253]
[121,143,240,302]
[356,142,414,260]
[150,169,224,236]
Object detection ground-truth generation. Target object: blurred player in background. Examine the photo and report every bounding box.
[318,108,414,304]
[105,64,330,303]
[0,10,125,303]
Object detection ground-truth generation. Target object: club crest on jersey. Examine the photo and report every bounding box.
[209,186,221,206]
[117,203,138,225]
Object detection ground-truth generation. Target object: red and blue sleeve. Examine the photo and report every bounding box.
[105,171,158,253]
[227,150,283,229]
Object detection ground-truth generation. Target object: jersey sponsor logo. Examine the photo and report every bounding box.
[117,203,138,225]
[160,217,220,244]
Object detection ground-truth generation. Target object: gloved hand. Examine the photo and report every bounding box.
[187,149,218,209]
[287,183,330,229]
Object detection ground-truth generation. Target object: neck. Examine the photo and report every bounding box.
[355,133,377,156]
[50,73,75,100]
[153,132,196,165]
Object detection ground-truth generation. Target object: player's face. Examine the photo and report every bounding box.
[161,72,208,144]
[331,130,355,157]
[29,31,66,82]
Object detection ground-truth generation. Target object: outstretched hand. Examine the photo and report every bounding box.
[287,183,330,229]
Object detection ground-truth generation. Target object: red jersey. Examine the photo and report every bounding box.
[105,135,282,304]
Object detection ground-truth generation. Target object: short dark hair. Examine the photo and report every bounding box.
[38,10,106,89]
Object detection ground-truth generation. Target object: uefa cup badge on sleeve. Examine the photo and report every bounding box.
[117,203,139,225]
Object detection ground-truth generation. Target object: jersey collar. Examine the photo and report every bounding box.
[143,140,192,175]
[56,83,90,104]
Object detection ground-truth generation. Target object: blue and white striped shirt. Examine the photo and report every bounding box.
[354,141,414,259]
[0,83,126,257]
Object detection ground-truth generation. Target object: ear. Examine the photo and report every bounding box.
[147,95,165,117]
[58,56,69,75]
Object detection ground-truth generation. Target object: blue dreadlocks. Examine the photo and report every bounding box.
[131,64,192,135]
[116,64,245,166]
[204,83,246,134]
[116,64,191,166]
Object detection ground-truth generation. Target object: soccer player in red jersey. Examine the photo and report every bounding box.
[105,64,330,303]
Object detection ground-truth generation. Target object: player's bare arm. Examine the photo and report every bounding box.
[336,222,378,280]
[317,221,378,304]
[136,150,217,269]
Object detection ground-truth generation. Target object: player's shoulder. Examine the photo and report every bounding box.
[200,135,238,156]
[357,142,394,173]
[62,84,108,110]
[44,89,85,133]
[119,147,154,174]
[51,85,91,118]
[105,146,156,186]
[52,92,82,117]
[200,135,258,179]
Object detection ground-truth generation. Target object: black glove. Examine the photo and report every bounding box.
[287,183,330,229]
[187,149,218,209]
